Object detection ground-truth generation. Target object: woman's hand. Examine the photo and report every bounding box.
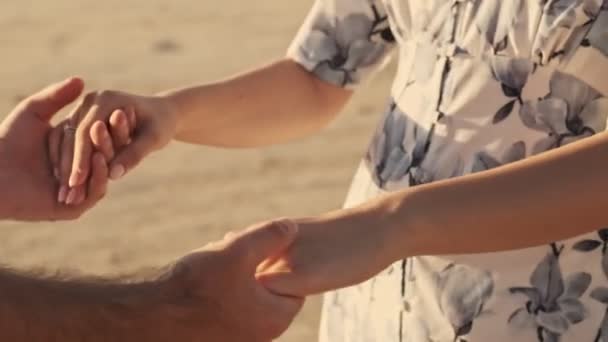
[51,90,178,204]
[256,209,396,297]
[49,107,134,204]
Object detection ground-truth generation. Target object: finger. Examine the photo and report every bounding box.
[69,103,104,187]
[65,185,85,206]
[109,109,131,148]
[108,133,157,180]
[256,270,307,297]
[58,124,76,203]
[57,93,95,189]
[69,152,109,207]
[21,77,84,121]
[126,105,136,134]
[85,152,109,203]
[228,219,298,271]
[47,124,64,180]
[62,153,108,215]
[90,120,115,161]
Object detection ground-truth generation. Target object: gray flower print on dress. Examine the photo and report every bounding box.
[471,141,526,173]
[572,228,608,341]
[508,251,591,341]
[436,264,494,341]
[519,71,608,154]
[490,58,534,123]
[584,5,608,56]
[365,101,431,189]
[299,3,394,87]
[544,0,585,28]
[535,0,604,63]
[572,228,608,254]
[474,0,524,52]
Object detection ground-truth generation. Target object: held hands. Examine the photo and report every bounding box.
[164,219,304,341]
[49,89,178,205]
[0,78,109,221]
[36,81,392,299]
[0,78,386,338]
[256,213,395,297]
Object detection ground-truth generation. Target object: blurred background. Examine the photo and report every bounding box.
[0,1,395,340]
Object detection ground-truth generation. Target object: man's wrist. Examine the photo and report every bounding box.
[0,264,194,342]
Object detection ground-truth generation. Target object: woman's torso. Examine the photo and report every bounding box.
[291,0,608,341]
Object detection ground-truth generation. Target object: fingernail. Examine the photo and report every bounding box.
[53,168,59,180]
[65,189,77,205]
[110,164,125,180]
[57,186,68,203]
[68,171,81,187]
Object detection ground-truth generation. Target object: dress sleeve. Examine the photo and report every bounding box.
[287,0,397,89]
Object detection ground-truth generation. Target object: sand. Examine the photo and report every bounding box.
[0,1,395,340]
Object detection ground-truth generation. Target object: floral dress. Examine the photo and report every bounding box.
[288,0,608,341]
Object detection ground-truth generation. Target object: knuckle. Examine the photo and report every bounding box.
[226,241,253,264]
[19,97,34,107]
[96,89,117,103]
[83,91,99,103]
[19,97,39,112]
[225,240,246,259]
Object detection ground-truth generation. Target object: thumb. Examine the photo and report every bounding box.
[21,77,85,121]
[228,219,298,272]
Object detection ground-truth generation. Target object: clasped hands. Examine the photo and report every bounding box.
[1,77,394,339]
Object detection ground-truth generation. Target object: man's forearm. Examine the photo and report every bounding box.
[0,265,211,341]
[161,58,352,147]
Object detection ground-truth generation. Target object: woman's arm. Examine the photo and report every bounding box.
[60,58,351,190]
[164,58,352,147]
[385,129,608,258]
[61,0,394,191]
[258,130,608,296]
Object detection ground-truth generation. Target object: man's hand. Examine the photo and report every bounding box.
[0,78,109,221]
[0,219,304,342]
[167,219,304,341]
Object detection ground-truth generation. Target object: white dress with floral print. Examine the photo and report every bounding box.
[289,0,608,341]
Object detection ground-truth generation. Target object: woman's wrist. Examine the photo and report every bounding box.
[370,188,432,262]
[154,90,184,139]
[316,195,406,267]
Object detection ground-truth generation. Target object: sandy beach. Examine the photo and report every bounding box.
[0,1,395,340]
